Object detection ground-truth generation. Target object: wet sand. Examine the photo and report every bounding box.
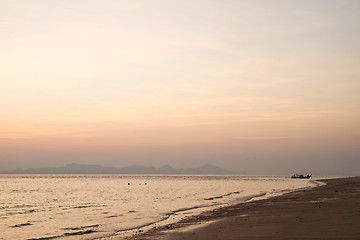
[129,176,360,240]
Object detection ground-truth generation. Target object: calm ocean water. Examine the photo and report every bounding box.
[0,175,319,240]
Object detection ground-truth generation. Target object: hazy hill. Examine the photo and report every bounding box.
[0,163,237,175]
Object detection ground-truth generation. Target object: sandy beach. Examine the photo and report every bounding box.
[128,176,360,240]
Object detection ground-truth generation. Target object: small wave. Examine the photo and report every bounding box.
[64,230,97,236]
[73,205,93,209]
[61,224,99,230]
[6,209,36,215]
[204,191,242,201]
[204,196,223,200]
[60,204,106,210]
[27,230,97,240]
[1,204,35,210]
[237,192,267,202]
[9,222,32,228]
[27,236,58,240]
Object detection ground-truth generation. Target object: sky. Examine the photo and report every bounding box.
[1,0,360,175]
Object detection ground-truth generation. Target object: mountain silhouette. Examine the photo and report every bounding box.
[0,163,237,175]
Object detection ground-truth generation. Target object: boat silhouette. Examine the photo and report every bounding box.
[291,173,312,179]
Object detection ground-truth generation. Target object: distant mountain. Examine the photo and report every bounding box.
[0,163,237,175]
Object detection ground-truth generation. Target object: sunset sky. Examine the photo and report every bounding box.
[1,0,359,174]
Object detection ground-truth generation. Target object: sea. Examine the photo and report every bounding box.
[0,175,321,240]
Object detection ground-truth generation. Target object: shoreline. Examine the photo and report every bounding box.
[103,187,291,239]
[102,178,318,240]
[123,176,360,240]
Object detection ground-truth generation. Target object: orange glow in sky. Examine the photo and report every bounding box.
[1,1,360,174]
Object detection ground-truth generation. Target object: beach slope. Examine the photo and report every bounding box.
[132,177,360,240]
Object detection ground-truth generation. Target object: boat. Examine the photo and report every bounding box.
[291,173,312,179]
